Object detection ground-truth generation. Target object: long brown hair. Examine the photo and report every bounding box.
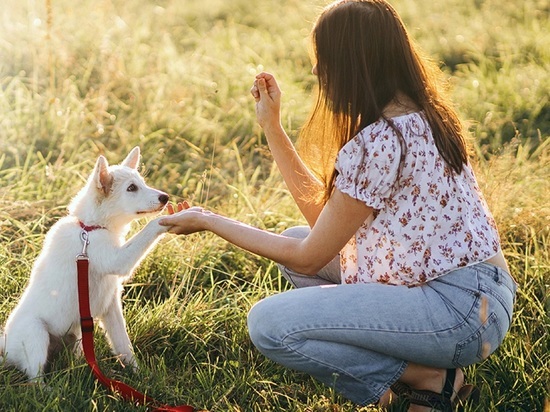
[298,0,469,204]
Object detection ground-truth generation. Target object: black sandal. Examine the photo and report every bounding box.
[390,368,479,411]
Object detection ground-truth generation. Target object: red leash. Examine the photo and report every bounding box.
[76,228,196,412]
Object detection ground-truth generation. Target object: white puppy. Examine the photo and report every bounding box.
[0,147,170,381]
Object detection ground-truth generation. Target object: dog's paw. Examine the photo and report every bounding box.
[148,216,171,234]
[73,342,85,358]
[27,375,47,387]
[119,354,139,372]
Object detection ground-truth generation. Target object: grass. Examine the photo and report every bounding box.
[0,0,549,410]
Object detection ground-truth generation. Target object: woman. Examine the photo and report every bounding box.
[160,0,517,410]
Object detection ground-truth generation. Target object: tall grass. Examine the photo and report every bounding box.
[0,0,548,410]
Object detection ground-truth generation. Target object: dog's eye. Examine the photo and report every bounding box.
[127,184,138,192]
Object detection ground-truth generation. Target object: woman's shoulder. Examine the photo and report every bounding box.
[354,111,426,144]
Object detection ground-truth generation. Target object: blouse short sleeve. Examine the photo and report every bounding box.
[335,121,401,210]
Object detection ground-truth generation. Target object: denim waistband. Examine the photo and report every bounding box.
[475,262,518,296]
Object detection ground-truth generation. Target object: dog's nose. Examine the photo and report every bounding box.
[159,194,169,204]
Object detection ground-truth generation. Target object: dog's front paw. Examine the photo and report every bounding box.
[147,216,171,235]
[119,354,139,373]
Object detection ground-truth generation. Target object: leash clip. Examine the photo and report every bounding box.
[77,230,90,259]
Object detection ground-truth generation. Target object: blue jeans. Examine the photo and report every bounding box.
[247,227,517,405]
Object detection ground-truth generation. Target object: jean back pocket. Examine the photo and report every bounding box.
[452,311,504,367]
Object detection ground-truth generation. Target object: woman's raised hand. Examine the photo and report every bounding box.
[250,72,282,131]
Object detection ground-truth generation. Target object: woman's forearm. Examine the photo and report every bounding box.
[160,190,372,276]
[252,72,324,226]
[263,123,324,226]
[201,212,319,274]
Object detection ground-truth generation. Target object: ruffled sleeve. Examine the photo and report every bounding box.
[335,121,402,210]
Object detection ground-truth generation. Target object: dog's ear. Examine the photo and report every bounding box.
[93,155,113,196]
[121,146,141,170]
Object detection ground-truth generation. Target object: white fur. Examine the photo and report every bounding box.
[0,147,170,381]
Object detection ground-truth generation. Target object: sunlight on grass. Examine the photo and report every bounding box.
[0,0,548,410]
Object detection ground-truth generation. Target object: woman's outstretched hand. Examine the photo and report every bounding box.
[159,201,213,235]
[250,72,282,131]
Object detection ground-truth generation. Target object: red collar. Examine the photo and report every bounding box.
[79,221,106,232]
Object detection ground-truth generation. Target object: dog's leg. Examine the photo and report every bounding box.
[100,219,168,278]
[5,319,50,382]
[99,296,138,371]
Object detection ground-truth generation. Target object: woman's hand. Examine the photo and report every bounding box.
[159,202,214,235]
[250,72,282,132]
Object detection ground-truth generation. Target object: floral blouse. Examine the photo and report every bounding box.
[334,112,501,286]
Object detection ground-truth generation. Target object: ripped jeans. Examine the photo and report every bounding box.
[247,227,517,405]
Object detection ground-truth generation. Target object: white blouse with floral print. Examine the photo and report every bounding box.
[334,112,501,286]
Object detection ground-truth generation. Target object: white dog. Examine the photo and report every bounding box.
[0,147,170,381]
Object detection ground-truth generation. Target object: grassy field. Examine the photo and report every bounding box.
[0,0,548,410]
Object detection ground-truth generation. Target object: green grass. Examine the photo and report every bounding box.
[0,0,549,410]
